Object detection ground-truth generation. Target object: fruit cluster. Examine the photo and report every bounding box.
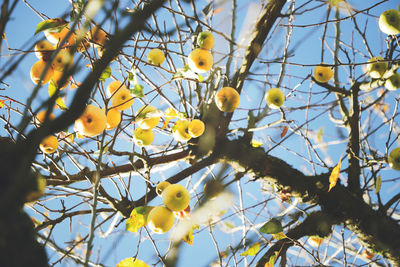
[146,181,191,234]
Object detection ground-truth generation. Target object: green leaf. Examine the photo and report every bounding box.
[116,257,149,267]
[99,66,111,82]
[130,84,144,98]
[48,81,67,110]
[268,251,279,267]
[260,218,283,234]
[375,175,382,194]
[126,206,153,233]
[35,18,68,35]
[240,242,260,256]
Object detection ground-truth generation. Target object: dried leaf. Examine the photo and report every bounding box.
[328,159,341,192]
[126,206,153,233]
[116,257,149,267]
[281,126,288,138]
[240,242,260,256]
[375,175,382,194]
[183,224,199,245]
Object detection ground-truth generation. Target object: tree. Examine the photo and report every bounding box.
[0,0,400,266]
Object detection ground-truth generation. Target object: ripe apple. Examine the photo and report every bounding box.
[88,26,108,46]
[265,88,285,109]
[40,135,58,154]
[197,31,214,50]
[133,127,154,146]
[162,184,190,212]
[30,60,54,85]
[44,27,76,46]
[188,119,205,138]
[366,57,387,79]
[214,87,240,113]
[313,65,333,83]
[51,49,74,72]
[378,9,400,35]
[35,110,55,124]
[110,88,134,111]
[34,40,54,61]
[107,80,127,97]
[388,147,400,170]
[135,105,161,130]
[156,181,171,196]
[147,48,165,66]
[74,104,107,137]
[146,206,175,234]
[203,180,224,200]
[385,73,400,91]
[173,119,192,142]
[106,108,121,130]
[51,70,71,90]
[188,48,213,73]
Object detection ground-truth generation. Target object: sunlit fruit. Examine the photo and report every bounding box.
[385,73,400,91]
[265,88,285,109]
[147,48,165,66]
[51,49,73,72]
[313,65,333,83]
[378,9,400,35]
[135,105,161,130]
[366,57,387,79]
[388,147,400,170]
[88,26,108,46]
[214,86,240,113]
[35,110,55,124]
[106,108,121,130]
[107,80,127,97]
[74,104,107,137]
[30,60,54,85]
[133,127,154,146]
[162,184,191,212]
[146,206,175,234]
[51,70,70,89]
[40,135,58,154]
[309,236,324,247]
[156,181,171,196]
[188,119,205,138]
[188,48,213,73]
[44,27,76,46]
[111,88,134,111]
[173,119,191,142]
[197,31,214,50]
[203,180,224,200]
[34,40,54,61]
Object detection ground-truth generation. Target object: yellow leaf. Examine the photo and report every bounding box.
[55,97,67,110]
[116,257,149,267]
[2,32,6,40]
[375,175,382,194]
[240,242,260,256]
[0,100,5,108]
[328,159,341,192]
[272,231,286,240]
[317,128,324,143]
[126,206,153,233]
[251,139,263,148]
[183,224,199,245]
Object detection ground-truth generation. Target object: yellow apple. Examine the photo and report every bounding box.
[265,88,285,109]
[34,40,54,61]
[388,147,400,170]
[111,88,134,111]
[106,108,121,130]
[40,135,58,154]
[188,119,205,138]
[30,60,54,85]
[188,48,213,73]
[173,119,192,142]
[147,48,165,66]
[35,110,55,124]
[214,87,240,113]
[74,104,107,137]
[162,184,190,212]
[51,49,73,72]
[51,70,71,90]
[146,206,175,234]
[107,80,127,97]
[133,127,154,146]
[385,73,400,91]
[156,181,171,196]
[313,65,333,83]
[197,31,214,50]
[378,9,400,35]
[366,57,387,79]
[88,26,108,46]
[135,105,161,130]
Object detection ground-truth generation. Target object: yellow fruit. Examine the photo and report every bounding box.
[147,48,165,66]
[107,80,127,97]
[188,119,205,138]
[34,40,54,61]
[40,135,58,154]
[30,60,54,85]
[188,48,213,73]
[366,57,387,79]
[110,88,134,111]
[309,236,324,247]
[88,26,108,46]
[388,147,400,171]
[203,180,224,200]
[214,87,240,113]
[161,184,190,212]
[156,181,171,196]
[106,109,121,130]
[133,127,154,146]
[74,104,107,137]
[51,49,73,72]
[378,9,400,35]
[197,31,214,50]
[147,206,175,234]
[44,27,76,46]
[51,70,70,90]
[173,119,191,142]
[35,110,55,124]
[385,73,400,91]
[135,105,160,130]
[265,88,285,109]
[313,65,333,83]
